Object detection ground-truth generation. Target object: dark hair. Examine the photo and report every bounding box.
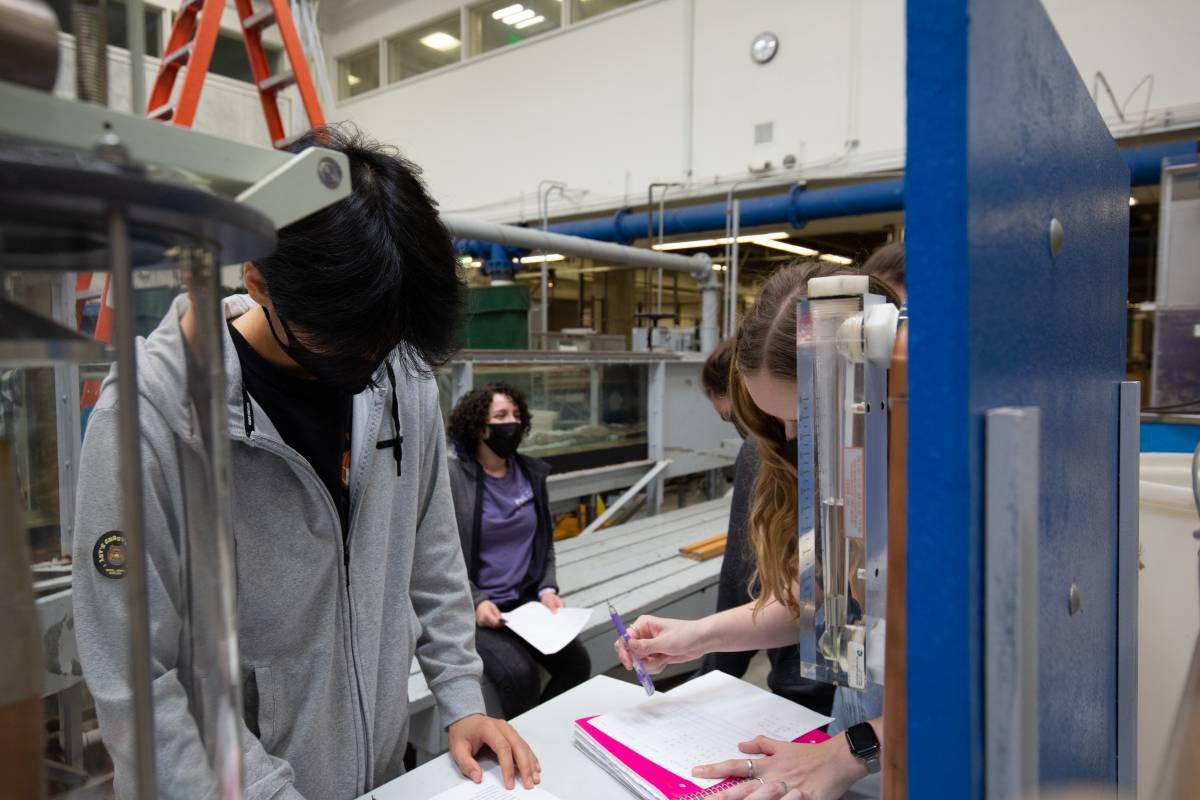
[701,337,735,397]
[254,124,463,376]
[446,382,533,458]
[861,242,905,298]
[730,260,903,617]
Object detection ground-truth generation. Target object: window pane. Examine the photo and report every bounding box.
[338,44,380,100]
[468,0,561,56]
[209,31,283,84]
[105,1,163,57]
[571,0,642,23]
[387,12,461,82]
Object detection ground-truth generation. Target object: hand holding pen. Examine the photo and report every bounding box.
[612,610,709,685]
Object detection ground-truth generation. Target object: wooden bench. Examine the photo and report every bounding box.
[406,496,732,759]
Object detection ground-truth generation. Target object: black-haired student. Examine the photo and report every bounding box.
[72,125,539,798]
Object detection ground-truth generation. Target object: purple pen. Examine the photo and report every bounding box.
[609,601,656,696]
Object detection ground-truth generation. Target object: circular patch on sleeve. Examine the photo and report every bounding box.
[92,531,127,579]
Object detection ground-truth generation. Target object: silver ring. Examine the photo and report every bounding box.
[778,780,788,792]
[756,777,766,787]
[746,759,755,779]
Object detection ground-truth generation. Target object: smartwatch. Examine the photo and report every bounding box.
[845,722,881,775]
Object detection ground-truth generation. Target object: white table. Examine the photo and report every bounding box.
[367,675,880,800]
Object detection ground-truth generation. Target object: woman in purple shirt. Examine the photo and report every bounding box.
[447,383,591,719]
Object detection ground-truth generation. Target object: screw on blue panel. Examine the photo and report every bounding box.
[1049,217,1065,258]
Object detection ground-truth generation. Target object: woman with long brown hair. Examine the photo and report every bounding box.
[615,254,903,800]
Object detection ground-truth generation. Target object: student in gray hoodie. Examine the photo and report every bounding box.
[71,126,539,799]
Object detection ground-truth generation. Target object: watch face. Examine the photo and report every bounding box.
[846,722,880,755]
[751,32,779,64]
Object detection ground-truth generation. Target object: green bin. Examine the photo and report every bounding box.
[462,285,529,350]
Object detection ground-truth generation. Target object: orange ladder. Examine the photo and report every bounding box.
[146,0,326,147]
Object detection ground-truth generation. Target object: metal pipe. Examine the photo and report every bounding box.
[109,203,158,800]
[446,214,711,276]
[538,140,1196,245]
[538,181,567,339]
[724,200,734,335]
[126,0,145,113]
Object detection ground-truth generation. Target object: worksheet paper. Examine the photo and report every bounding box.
[425,770,563,800]
[589,671,833,789]
[500,602,593,655]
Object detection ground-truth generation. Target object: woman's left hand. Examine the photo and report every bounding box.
[540,591,564,614]
[693,734,867,800]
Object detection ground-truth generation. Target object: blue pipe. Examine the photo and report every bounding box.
[457,139,1196,257]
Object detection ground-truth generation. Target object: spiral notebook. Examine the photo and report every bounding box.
[573,671,832,800]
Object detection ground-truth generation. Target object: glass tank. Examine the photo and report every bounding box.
[439,356,652,473]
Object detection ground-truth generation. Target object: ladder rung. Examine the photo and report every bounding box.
[148,102,175,121]
[258,70,295,93]
[161,41,192,69]
[243,7,277,32]
[273,130,307,150]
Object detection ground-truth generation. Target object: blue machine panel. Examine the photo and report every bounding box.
[907,0,1130,795]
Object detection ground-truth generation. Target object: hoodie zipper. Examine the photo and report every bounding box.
[237,403,377,795]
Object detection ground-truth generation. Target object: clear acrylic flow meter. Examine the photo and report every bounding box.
[796,275,898,692]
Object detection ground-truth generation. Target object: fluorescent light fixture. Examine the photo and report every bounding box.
[753,238,819,256]
[652,231,789,251]
[712,264,727,272]
[1129,196,1138,206]
[503,8,537,24]
[819,254,853,265]
[515,14,545,28]
[419,31,460,51]
[492,4,524,19]
[346,74,361,86]
[520,253,566,264]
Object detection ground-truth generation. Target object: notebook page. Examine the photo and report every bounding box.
[590,671,832,789]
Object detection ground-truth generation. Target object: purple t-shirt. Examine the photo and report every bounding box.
[476,461,538,607]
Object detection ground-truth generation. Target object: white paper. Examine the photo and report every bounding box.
[590,671,833,789]
[500,602,593,655]
[426,770,563,800]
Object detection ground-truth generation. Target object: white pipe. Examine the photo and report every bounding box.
[444,215,711,276]
[700,276,719,353]
[581,460,672,536]
[729,199,740,330]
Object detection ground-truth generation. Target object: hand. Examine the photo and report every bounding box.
[540,591,564,614]
[475,600,503,628]
[612,615,707,675]
[694,734,867,800]
[447,714,541,790]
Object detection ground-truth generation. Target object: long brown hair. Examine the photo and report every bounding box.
[732,260,902,617]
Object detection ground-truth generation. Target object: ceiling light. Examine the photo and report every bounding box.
[652,231,789,251]
[515,14,545,28]
[346,74,361,86]
[753,238,819,256]
[519,253,566,264]
[1129,196,1138,206]
[819,254,853,265]
[503,8,537,24]
[419,31,460,51]
[492,4,524,19]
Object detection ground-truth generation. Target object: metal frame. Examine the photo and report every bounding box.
[51,276,82,555]
[1117,382,1140,794]
[1153,156,1200,309]
[984,407,1040,800]
[0,81,349,225]
[646,360,666,515]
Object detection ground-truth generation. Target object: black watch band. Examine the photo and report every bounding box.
[845,722,881,775]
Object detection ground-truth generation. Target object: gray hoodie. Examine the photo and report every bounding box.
[72,294,485,799]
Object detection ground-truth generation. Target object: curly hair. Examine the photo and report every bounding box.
[446,382,533,458]
[732,260,903,619]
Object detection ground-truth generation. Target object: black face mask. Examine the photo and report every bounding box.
[782,437,799,467]
[484,422,523,460]
[264,307,381,395]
